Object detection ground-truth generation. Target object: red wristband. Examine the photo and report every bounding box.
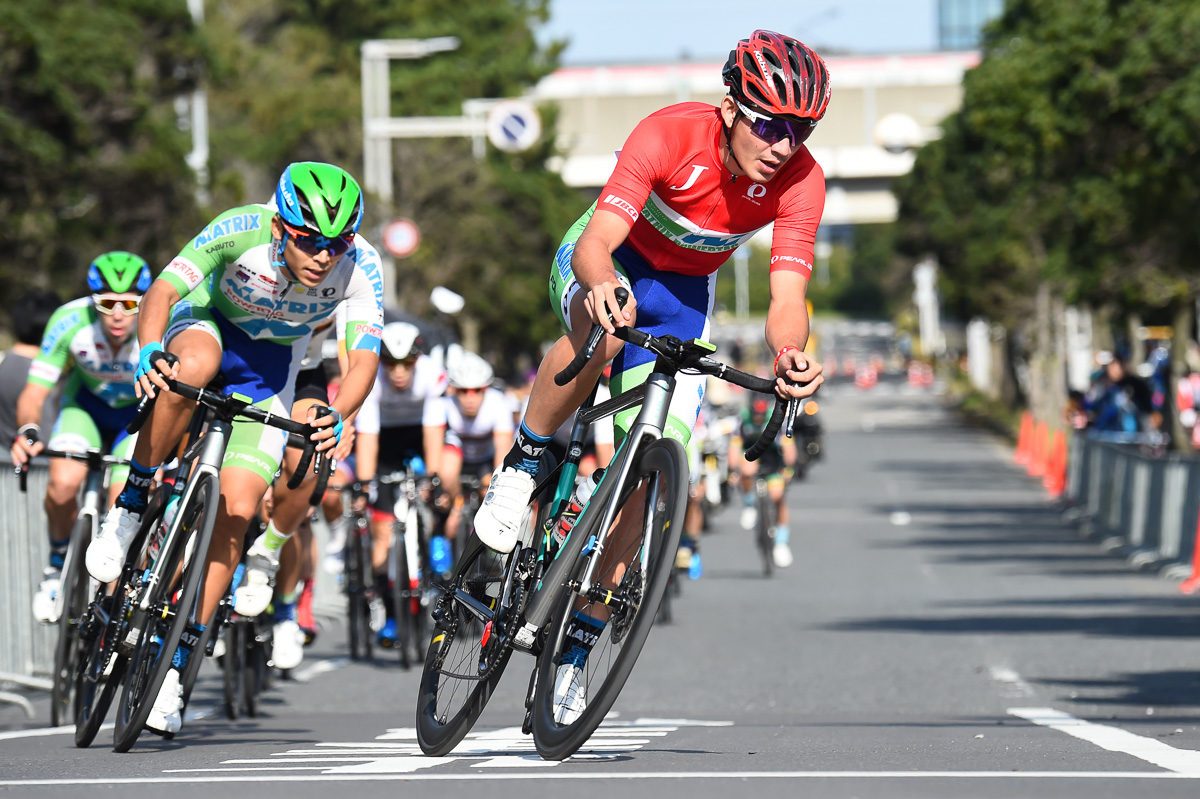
[774,346,800,377]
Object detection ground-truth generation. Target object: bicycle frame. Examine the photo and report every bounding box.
[517,370,674,638]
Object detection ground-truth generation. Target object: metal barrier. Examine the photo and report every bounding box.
[0,456,56,683]
[1064,433,1200,576]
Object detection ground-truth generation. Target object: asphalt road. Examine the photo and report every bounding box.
[5,373,1200,798]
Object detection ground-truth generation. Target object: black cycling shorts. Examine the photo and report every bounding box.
[294,366,329,404]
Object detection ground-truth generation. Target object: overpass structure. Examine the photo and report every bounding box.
[528,51,979,226]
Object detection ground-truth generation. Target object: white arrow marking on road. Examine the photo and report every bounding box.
[1010,707,1200,773]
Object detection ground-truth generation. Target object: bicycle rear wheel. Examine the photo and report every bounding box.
[345,525,372,661]
[50,516,91,727]
[223,622,246,720]
[113,473,218,752]
[392,528,413,669]
[414,536,517,756]
[530,438,688,761]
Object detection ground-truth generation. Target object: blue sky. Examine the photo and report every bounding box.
[536,0,938,65]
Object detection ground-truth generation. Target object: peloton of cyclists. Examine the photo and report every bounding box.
[85,161,384,735]
[423,350,513,558]
[471,30,828,716]
[10,252,151,623]
[353,321,447,645]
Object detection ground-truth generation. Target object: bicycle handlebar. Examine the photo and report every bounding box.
[16,449,131,493]
[127,379,334,500]
[553,286,803,461]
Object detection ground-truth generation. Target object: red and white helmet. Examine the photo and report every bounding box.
[722,30,831,121]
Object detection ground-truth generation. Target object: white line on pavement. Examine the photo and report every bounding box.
[990,667,1034,697]
[1009,707,1200,773]
[293,657,349,683]
[1,771,1196,786]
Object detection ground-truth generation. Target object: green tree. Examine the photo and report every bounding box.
[0,0,205,304]
[895,0,1200,329]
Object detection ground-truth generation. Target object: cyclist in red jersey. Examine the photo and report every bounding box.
[475,30,829,558]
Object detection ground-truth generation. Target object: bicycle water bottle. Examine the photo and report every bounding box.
[551,469,603,549]
[148,493,181,566]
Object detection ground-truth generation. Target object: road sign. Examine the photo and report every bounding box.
[486,99,542,153]
[382,218,420,259]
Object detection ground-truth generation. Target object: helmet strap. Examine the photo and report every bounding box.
[272,231,300,283]
[723,109,750,178]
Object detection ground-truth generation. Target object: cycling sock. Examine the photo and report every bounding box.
[115,457,157,513]
[559,611,606,667]
[272,599,298,624]
[48,540,68,570]
[260,520,292,553]
[774,524,790,546]
[171,623,206,670]
[503,421,552,477]
[742,491,755,508]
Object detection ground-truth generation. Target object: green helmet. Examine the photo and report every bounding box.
[87,251,152,294]
[274,162,364,237]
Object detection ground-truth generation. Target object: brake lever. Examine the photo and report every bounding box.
[783,396,800,440]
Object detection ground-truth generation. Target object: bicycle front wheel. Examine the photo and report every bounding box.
[756,488,774,578]
[223,622,246,720]
[51,516,92,727]
[113,473,218,752]
[415,536,517,756]
[530,437,688,761]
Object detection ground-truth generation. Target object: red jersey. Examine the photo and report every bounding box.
[597,102,826,277]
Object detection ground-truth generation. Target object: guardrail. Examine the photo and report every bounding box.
[0,456,56,684]
[1062,433,1200,580]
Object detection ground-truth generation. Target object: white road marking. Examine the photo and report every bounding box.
[1010,707,1200,773]
[990,667,1034,697]
[293,657,349,683]
[4,771,1198,786]
[889,511,912,526]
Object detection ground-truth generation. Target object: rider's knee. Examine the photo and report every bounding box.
[44,476,80,507]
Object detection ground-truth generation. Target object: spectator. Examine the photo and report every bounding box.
[1176,343,1200,450]
[0,289,61,446]
[1084,350,1156,434]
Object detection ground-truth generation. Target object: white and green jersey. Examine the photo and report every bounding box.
[28,298,140,408]
[160,203,385,357]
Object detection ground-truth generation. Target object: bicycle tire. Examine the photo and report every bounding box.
[223,622,245,720]
[757,489,774,578]
[245,623,266,717]
[393,526,413,669]
[414,535,517,756]
[50,515,91,727]
[346,527,370,661]
[113,473,218,752]
[73,583,128,747]
[530,438,688,761]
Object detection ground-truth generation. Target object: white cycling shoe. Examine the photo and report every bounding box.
[739,506,758,531]
[271,620,305,670]
[773,542,794,568]
[234,538,279,617]
[32,568,62,624]
[553,664,587,726]
[473,467,535,554]
[146,668,183,735]
[87,507,141,583]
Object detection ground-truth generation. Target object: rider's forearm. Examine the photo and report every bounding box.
[423,425,445,477]
[355,432,378,482]
[330,351,378,420]
[15,382,52,430]
[764,295,810,358]
[139,280,182,345]
[571,229,622,292]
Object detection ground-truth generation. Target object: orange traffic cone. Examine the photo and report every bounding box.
[1043,429,1067,497]
[1028,421,1050,478]
[1014,411,1034,466]
[1179,513,1200,594]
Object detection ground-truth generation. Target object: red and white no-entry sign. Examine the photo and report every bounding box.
[383,218,420,259]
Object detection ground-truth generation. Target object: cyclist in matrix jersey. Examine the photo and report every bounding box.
[87,162,384,735]
[10,252,151,623]
[476,30,829,555]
